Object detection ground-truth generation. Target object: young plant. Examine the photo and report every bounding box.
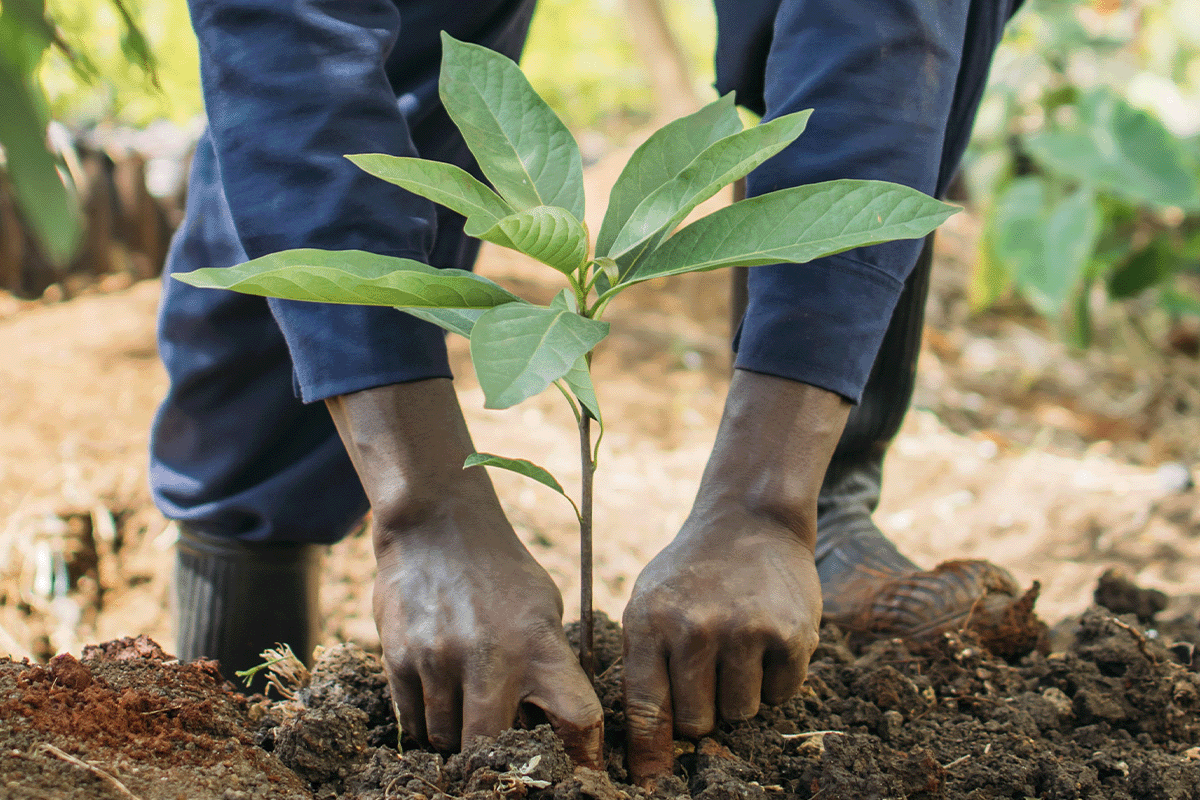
[175,33,957,679]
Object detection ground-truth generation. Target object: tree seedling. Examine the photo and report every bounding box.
[176,33,958,680]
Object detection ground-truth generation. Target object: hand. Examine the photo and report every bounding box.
[620,370,850,786]
[373,506,603,766]
[326,380,603,767]
[622,506,821,782]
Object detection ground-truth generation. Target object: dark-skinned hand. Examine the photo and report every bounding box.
[327,379,603,768]
[622,370,850,786]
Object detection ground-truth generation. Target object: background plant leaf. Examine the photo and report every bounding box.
[605,110,811,262]
[470,304,608,409]
[347,154,513,230]
[0,0,82,262]
[987,180,1101,314]
[595,93,742,256]
[472,206,589,275]
[1108,238,1178,299]
[175,249,523,309]
[439,33,585,219]
[627,181,957,283]
[1025,90,1200,211]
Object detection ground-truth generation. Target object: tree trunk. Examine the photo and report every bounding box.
[623,0,700,121]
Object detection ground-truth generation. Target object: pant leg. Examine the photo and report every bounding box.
[151,133,370,544]
[151,1,536,542]
[718,0,1022,403]
[188,0,536,402]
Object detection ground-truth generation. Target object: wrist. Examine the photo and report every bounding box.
[693,370,850,540]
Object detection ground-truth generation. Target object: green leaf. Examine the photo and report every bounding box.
[1108,239,1177,299]
[471,206,589,275]
[439,33,585,219]
[470,304,609,409]
[1159,287,1200,318]
[0,55,80,262]
[596,93,742,256]
[548,292,600,421]
[1068,278,1093,350]
[347,154,513,230]
[463,453,575,510]
[606,110,812,262]
[1032,187,1101,312]
[969,228,1012,311]
[627,181,958,283]
[560,357,601,423]
[401,307,484,338]
[1025,90,1200,211]
[175,249,523,309]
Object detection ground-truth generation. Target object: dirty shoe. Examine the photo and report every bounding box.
[816,454,1020,640]
[174,525,322,676]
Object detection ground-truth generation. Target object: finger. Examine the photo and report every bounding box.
[420,665,464,752]
[523,639,604,770]
[623,632,674,788]
[667,634,718,737]
[717,644,764,723]
[462,664,521,751]
[385,660,428,745]
[761,637,812,706]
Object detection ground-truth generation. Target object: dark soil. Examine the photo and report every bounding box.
[5,580,1200,800]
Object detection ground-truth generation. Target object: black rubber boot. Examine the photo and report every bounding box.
[174,525,322,677]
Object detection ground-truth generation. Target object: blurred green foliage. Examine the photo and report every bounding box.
[965,0,1200,344]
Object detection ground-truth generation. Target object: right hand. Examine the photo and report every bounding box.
[326,380,603,767]
[372,494,603,767]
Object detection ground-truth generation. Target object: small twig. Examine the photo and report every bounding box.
[1108,616,1178,669]
[385,772,442,799]
[139,706,181,716]
[596,655,623,682]
[780,730,845,739]
[36,743,142,799]
[942,754,971,770]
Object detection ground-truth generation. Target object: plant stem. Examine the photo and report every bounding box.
[577,410,595,681]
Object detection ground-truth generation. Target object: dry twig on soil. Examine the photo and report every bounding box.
[35,743,143,799]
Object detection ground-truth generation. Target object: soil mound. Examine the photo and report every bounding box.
[5,579,1200,799]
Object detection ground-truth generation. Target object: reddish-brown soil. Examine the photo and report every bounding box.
[0,635,309,799]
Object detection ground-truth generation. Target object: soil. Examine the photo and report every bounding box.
[6,579,1200,800]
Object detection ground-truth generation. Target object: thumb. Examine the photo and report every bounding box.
[523,645,604,770]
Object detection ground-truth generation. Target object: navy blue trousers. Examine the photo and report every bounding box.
[151,0,1020,543]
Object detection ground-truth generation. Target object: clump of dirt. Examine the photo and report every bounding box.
[0,636,309,799]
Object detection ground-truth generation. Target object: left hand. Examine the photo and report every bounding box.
[621,504,822,784]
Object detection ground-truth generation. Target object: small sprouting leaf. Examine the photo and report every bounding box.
[550,289,578,314]
[464,453,568,497]
[470,304,609,409]
[175,249,523,309]
[439,33,585,219]
[471,207,589,275]
[560,357,601,423]
[347,154,513,230]
[597,93,742,255]
[627,181,957,283]
[606,110,812,261]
